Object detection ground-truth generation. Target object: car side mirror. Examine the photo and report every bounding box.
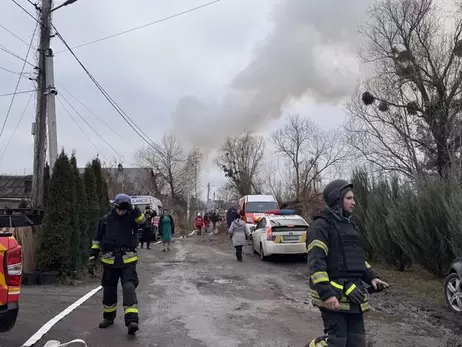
[249,226,256,232]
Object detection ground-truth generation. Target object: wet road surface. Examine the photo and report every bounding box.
[1,236,460,346]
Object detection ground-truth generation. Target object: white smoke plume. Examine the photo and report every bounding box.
[172,0,373,151]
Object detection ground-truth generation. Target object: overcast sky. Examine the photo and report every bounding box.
[0,0,417,199]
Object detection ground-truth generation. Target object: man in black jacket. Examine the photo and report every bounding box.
[306,180,388,347]
[140,205,153,249]
[89,193,146,335]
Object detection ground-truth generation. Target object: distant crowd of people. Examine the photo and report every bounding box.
[194,209,220,235]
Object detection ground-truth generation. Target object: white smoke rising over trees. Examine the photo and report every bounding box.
[172,0,374,151]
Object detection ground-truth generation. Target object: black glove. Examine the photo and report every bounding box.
[344,283,365,304]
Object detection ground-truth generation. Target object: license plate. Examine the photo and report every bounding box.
[283,235,300,241]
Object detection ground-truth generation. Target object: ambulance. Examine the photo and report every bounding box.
[130,195,163,215]
[238,194,279,237]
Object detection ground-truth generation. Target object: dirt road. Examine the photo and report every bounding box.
[1,236,460,346]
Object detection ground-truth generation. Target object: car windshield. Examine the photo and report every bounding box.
[246,201,278,213]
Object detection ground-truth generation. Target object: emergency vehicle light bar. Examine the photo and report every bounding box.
[264,209,297,216]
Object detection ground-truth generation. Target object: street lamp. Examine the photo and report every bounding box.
[50,0,78,13]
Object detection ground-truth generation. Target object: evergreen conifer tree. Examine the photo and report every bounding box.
[69,154,81,272]
[43,163,51,209]
[91,157,110,216]
[84,164,99,248]
[36,151,73,274]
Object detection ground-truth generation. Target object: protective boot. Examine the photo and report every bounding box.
[99,319,114,329]
[127,322,139,335]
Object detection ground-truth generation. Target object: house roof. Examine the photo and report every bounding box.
[0,175,33,199]
[78,167,162,197]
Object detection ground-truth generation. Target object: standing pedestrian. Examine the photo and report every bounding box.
[158,209,175,252]
[88,193,146,335]
[226,205,238,229]
[140,205,153,249]
[203,212,210,232]
[306,180,389,347]
[195,213,204,236]
[211,209,219,231]
[228,210,246,262]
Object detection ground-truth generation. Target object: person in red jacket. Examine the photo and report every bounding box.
[195,213,204,236]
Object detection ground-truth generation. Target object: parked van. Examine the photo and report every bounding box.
[238,195,278,236]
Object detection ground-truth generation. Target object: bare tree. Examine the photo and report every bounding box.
[217,182,240,207]
[136,133,188,201]
[215,132,265,196]
[347,0,462,178]
[272,114,350,202]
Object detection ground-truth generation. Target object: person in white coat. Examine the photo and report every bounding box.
[228,210,247,262]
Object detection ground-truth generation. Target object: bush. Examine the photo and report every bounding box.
[353,169,462,277]
[352,170,411,270]
[18,199,28,208]
[388,178,454,276]
[36,151,73,274]
[351,169,374,259]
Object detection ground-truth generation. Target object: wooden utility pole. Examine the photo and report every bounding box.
[31,0,53,208]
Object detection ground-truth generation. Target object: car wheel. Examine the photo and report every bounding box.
[260,243,267,261]
[444,272,462,314]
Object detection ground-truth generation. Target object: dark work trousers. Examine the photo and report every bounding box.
[102,264,139,326]
[140,227,152,247]
[320,310,366,347]
[235,245,243,261]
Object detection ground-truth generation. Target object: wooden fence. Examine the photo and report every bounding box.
[0,226,40,274]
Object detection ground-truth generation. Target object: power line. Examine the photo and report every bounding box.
[0,91,34,162]
[52,25,166,158]
[0,89,37,97]
[10,0,40,24]
[58,84,134,149]
[0,23,38,143]
[0,24,29,45]
[0,44,36,67]
[55,0,221,53]
[0,66,35,79]
[58,93,126,162]
[56,96,109,162]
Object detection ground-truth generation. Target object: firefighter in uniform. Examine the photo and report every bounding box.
[306,180,389,347]
[89,193,146,335]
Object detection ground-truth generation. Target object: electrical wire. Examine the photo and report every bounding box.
[58,84,134,149]
[0,23,38,143]
[0,91,34,162]
[10,0,40,24]
[55,0,221,53]
[0,89,37,97]
[56,96,109,162]
[0,66,36,81]
[58,93,126,162]
[0,44,36,67]
[0,24,29,45]
[52,25,166,158]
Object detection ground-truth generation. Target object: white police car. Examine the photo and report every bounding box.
[250,209,309,261]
